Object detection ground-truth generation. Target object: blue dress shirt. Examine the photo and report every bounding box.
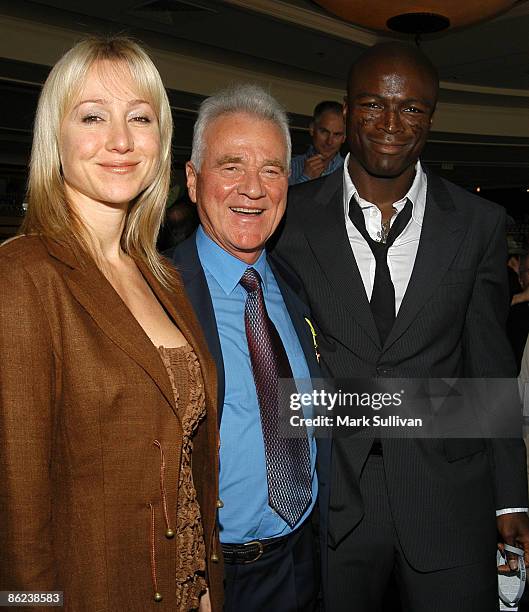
[196,227,317,543]
[289,145,344,186]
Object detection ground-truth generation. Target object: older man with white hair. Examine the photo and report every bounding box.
[166,84,325,611]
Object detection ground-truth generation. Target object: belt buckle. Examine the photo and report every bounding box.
[242,539,264,564]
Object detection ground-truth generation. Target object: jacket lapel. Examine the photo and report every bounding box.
[170,234,225,423]
[269,256,320,378]
[139,259,219,426]
[302,173,380,348]
[383,173,466,352]
[45,237,177,412]
[65,265,177,410]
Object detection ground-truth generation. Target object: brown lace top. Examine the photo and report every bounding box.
[158,344,207,611]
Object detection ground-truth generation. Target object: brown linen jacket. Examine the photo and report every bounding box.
[0,235,223,612]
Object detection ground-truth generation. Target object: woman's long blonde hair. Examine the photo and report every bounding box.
[22,36,174,286]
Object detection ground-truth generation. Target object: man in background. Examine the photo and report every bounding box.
[289,100,345,185]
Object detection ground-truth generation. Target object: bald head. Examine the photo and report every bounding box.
[348,43,439,105]
[344,42,439,182]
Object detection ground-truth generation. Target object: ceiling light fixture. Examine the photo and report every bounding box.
[312,1,517,34]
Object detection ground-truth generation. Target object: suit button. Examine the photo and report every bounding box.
[153,592,163,602]
[211,553,219,562]
[165,528,175,539]
[216,499,224,509]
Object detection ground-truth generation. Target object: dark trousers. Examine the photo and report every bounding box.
[328,455,498,612]
[223,520,319,612]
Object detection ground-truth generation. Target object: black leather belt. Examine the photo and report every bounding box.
[221,534,289,564]
[369,439,383,455]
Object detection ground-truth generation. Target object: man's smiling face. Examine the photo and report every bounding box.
[345,55,437,179]
[186,111,288,264]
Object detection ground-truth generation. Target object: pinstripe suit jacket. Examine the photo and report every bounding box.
[271,167,528,573]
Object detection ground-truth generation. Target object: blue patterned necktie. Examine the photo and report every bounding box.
[240,267,312,527]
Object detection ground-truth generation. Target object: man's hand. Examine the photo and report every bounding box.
[199,588,212,612]
[497,512,529,572]
[303,154,328,179]
[511,286,529,305]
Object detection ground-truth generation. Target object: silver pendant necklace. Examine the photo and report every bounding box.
[380,219,391,243]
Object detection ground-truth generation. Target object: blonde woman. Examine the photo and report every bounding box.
[0,37,222,611]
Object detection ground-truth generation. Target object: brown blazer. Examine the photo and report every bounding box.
[0,235,223,612]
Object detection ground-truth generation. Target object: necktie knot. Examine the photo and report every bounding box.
[348,197,413,249]
[240,267,261,294]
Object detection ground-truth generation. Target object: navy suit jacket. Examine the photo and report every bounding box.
[166,232,331,572]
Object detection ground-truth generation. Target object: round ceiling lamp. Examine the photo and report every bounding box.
[312,1,518,33]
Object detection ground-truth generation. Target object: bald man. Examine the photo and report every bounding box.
[272,43,529,611]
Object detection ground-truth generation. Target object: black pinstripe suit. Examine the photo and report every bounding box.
[271,167,528,611]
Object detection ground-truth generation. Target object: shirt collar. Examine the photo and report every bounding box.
[196,225,269,295]
[342,153,427,226]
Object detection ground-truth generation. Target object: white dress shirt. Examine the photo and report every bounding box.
[342,154,426,314]
[341,154,526,516]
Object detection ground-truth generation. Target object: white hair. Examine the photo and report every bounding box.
[190,83,291,170]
